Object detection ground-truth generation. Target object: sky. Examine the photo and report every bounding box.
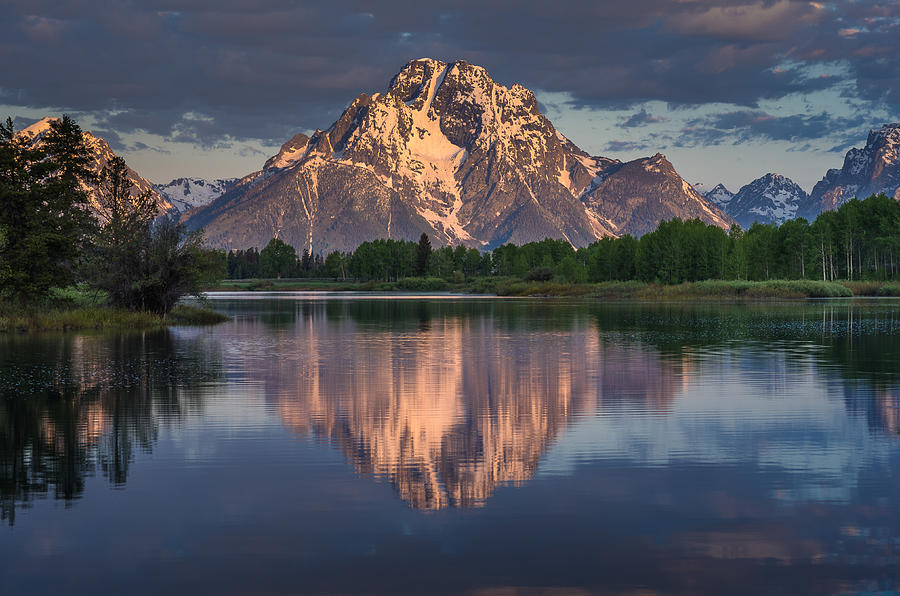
[2,0,898,193]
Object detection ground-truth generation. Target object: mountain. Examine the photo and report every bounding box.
[800,123,900,219]
[17,117,172,215]
[703,184,735,210]
[725,174,807,228]
[186,58,732,252]
[153,177,238,213]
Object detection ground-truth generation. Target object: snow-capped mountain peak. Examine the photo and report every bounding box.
[703,184,735,209]
[18,116,57,140]
[802,122,900,219]
[153,177,238,213]
[185,58,732,252]
[728,173,807,228]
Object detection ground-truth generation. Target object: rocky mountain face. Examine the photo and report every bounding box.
[725,174,808,228]
[17,117,172,215]
[153,177,238,213]
[800,123,900,220]
[186,58,732,252]
[703,184,735,210]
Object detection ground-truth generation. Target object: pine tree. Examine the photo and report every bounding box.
[0,115,94,302]
[416,232,432,276]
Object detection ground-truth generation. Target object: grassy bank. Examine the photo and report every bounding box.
[591,279,854,300]
[0,303,229,333]
[206,277,892,299]
[838,281,900,297]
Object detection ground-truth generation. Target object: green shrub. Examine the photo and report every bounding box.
[396,277,450,291]
[877,283,900,297]
[168,305,230,324]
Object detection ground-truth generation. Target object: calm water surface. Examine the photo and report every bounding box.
[2,295,899,595]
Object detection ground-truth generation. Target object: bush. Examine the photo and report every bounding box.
[525,266,554,281]
[878,283,900,297]
[168,305,229,324]
[396,277,449,291]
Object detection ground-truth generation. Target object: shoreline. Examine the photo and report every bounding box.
[0,304,229,334]
[203,278,900,300]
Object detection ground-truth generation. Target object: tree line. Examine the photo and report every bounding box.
[0,116,223,312]
[226,193,900,284]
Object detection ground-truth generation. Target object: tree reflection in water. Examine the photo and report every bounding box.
[0,329,221,525]
[1,299,898,522]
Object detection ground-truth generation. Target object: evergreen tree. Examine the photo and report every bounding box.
[416,233,432,276]
[0,116,93,302]
[259,238,297,279]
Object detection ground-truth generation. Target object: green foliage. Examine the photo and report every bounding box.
[226,194,900,293]
[396,277,449,291]
[259,238,298,279]
[0,115,95,303]
[84,154,224,314]
[0,306,161,332]
[167,304,230,324]
[416,233,432,276]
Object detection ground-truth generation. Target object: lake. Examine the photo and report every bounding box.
[2,294,899,595]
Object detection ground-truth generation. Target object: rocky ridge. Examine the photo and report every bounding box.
[186,58,732,252]
[801,123,900,219]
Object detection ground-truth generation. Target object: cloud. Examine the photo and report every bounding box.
[676,110,873,147]
[0,0,897,150]
[606,139,653,152]
[621,108,666,128]
[666,0,824,42]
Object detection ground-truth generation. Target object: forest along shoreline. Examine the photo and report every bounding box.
[216,194,900,300]
[3,114,898,332]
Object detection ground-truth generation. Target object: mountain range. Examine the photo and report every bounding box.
[702,122,900,228]
[17,64,900,249]
[182,58,732,252]
[800,123,900,219]
[703,174,807,229]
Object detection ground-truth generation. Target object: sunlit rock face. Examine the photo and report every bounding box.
[185,58,732,252]
[16,117,172,216]
[247,305,685,509]
[801,123,900,219]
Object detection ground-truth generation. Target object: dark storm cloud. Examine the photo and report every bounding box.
[675,110,875,147]
[606,140,653,152]
[2,1,898,147]
[621,109,666,128]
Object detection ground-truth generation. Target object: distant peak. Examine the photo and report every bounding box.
[19,116,59,137]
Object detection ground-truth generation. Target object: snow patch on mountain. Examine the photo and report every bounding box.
[728,174,807,227]
[703,184,735,209]
[185,58,732,252]
[154,177,238,212]
[802,123,900,219]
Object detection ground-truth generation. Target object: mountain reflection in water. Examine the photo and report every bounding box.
[1,299,899,518]
[242,304,685,509]
[2,298,900,594]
